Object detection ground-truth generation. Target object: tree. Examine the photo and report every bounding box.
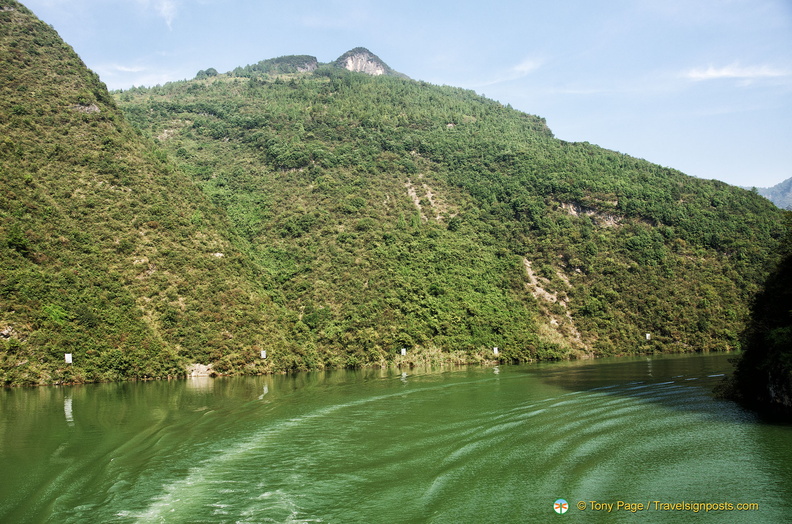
[195,68,218,80]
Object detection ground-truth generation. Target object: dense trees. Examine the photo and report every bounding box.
[0,0,785,385]
[724,212,792,416]
[1,2,290,385]
[115,62,783,369]
[195,67,218,80]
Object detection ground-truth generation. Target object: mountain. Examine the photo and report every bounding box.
[1,1,786,385]
[0,1,294,385]
[756,177,792,210]
[115,56,784,363]
[333,47,404,77]
[228,48,405,80]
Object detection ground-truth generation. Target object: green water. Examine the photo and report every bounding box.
[1,353,790,523]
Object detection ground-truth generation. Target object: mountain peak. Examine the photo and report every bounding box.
[333,47,402,77]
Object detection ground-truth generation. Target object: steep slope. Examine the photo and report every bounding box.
[0,1,291,385]
[724,212,792,417]
[116,65,784,364]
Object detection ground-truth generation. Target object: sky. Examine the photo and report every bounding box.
[21,0,792,188]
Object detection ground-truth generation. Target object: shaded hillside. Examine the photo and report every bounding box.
[0,1,294,385]
[725,212,792,417]
[116,62,784,363]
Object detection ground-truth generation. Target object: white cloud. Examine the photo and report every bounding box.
[112,64,146,73]
[94,61,192,90]
[474,58,544,88]
[512,58,542,76]
[157,0,178,27]
[685,63,789,81]
[136,0,179,28]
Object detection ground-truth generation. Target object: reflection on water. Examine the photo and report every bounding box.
[63,395,74,426]
[0,353,790,523]
[185,376,214,391]
[258,384,269,400]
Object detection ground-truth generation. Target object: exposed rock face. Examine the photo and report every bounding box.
[334,47,393,76]
[296,61,318,73]
[187,363,214,377]
[340,51,385,75]
[766,369,792,412]
[71,103,100,113]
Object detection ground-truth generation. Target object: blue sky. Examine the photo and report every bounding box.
[22,0,792,188]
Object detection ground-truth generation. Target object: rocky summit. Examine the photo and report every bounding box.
[333,47,402,76]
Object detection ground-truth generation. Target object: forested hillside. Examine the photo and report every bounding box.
[116,60,783,363]
[0,0,785,385]
[0,1,294,385]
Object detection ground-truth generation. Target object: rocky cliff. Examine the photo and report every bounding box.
[333,47,404,77]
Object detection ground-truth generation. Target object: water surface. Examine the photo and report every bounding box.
[1,353,789,522]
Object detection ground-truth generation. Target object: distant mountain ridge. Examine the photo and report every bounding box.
[756,177,792,210]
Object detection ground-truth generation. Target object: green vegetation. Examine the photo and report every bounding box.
[723,211,792,416]
[229,55,318,78]
[115,63,783,364]
[0,0,785,385]
[0,1,290,384]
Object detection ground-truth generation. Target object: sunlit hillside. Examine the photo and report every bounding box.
[0,0,785,385]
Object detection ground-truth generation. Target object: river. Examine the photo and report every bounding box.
[1,353,790,522]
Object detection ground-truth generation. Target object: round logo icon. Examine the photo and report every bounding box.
[554,499,569,514]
